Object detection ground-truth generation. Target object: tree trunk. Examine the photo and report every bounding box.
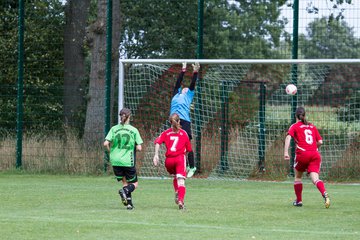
[83,0,120,143]
[63,0,90,127]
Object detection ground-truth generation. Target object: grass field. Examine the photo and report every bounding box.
[0,173,359,240]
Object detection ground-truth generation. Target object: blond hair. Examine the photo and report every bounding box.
[169,113,181,132]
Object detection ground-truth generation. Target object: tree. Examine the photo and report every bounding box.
[303,0,353,21]
[0,1,19,131]
[83,0,120,143]
[63,0,90,130]
[119,0,199,59]
[302,17,360,107]
[0,0,64,132]
[119,0,288,59]
[300,17,360,59]
[202,0,287,59]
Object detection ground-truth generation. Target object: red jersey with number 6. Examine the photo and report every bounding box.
[287,121,322,152]
[154,128,192,158]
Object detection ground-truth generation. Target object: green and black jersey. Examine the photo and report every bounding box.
[105,124,143,167]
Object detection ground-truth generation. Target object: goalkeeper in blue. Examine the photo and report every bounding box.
[104,108,143,210]
[170,62,200,178]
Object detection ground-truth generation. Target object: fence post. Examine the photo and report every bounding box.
[258,82,266,172]
[195,0,204,172]
[104,0,113,172]
[16,0,25,169]
[289,0,299,177]
[220,81,229,172]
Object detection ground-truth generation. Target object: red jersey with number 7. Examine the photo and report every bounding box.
[154,128,192,158]
[287,121,322,152]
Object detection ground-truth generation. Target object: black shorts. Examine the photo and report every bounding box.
[112,166,138,183]
[180,119,192,140]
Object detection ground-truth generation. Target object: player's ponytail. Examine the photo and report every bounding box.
[295,107,308,125]
[169,113,181,132]
[119,108,131,124]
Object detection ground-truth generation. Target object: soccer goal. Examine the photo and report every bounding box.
[119,59,360,180]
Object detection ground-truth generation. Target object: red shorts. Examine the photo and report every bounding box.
[165,155,187,178]
[294,150,322,174]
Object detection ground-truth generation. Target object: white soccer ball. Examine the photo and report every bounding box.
[285,84,297,95]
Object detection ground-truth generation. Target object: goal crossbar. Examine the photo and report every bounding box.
[120,58,360,64]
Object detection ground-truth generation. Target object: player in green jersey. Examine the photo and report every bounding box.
[104,108,143,210]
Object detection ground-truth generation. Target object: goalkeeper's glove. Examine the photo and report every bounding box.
[192,62,200,72]
[182,62,187,72]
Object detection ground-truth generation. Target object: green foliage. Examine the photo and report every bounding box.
[0,1,18,131]
[228,86,259,126]
[300,17,360,59]
[203,0,287,59]
[0,0,65,133]
[23,1,64,132]
[296,0,352,21]
[337,90,360,122]
[119,0,288,59]
[310,64,360,107]
[119,0,198,58]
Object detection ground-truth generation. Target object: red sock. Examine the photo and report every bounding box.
[177,186,186,203]
[294,181,303,202]
[173,178,178,193]
[315,180,326,196]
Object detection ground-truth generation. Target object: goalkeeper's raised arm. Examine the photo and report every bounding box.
[189,62,200,91]
[172,62,187,97]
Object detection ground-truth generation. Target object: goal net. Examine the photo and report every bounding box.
[119,59,360,180]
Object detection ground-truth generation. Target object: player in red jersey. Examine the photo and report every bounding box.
[153,113,193,210]
[284,107,330,208]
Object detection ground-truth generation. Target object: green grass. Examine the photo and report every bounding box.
[0,173,359,240]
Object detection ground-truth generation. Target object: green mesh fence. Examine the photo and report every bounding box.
[0,1,360,179]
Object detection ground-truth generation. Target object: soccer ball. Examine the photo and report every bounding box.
[285,84,297,95]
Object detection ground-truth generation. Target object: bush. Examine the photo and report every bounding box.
[337,90,360,122]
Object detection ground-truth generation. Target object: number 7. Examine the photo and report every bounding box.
[170,136,179,152]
